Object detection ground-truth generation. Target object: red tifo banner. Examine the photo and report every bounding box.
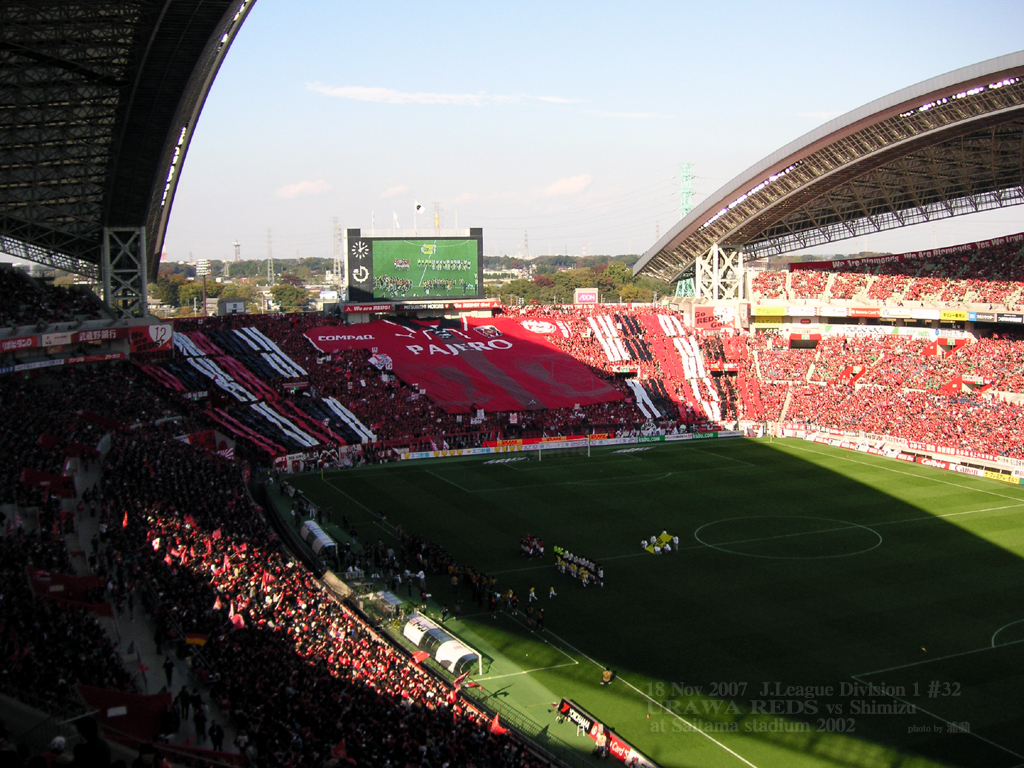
[305,317,623,413]
[27,568,112,616]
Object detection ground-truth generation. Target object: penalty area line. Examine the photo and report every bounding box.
[477,661,578,682]
[543,629,761,768]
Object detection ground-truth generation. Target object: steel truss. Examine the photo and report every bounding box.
[639,64,1024,283]
[102,227,147,318]
[695,244,744,301]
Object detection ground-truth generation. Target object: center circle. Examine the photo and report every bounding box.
[693,515,883,560]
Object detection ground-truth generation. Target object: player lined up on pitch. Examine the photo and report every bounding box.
[520,534,545,558]
[643,531,679,554]
[553,545,604,587]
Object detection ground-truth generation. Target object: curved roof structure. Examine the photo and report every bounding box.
[634,51,1024,283]
[0,0,255,279]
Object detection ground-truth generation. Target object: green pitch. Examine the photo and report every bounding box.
[288,438,1024,768]
[371,238,478,299]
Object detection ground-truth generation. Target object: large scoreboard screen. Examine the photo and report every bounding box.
[346,228,483,302]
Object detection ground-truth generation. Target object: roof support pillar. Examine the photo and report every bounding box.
[102,227,149,318]
[695,243,744,301]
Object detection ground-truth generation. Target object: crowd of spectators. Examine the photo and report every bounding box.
[99,431,552,767]
[749,270,787,299]
[9,289,1024,766]
[0,358,556,766]
[0,529,135,711]
[748,238,1024,308]
[0,267,109,329]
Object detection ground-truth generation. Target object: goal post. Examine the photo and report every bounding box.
[536,435,592,461]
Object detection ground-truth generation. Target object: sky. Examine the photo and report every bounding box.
[162,0,1024,264]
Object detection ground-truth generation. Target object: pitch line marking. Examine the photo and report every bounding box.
[686,447,757,467]
[441,465,752,494]
[505,456,645,472]
[854,636,1024,678]
[781,442,1024,505]
[477,662,579,682]
[849,673,1024,762]
[992,620,1024,648]
[325,482,378,515]
[693,516,883,560]
[424,469,474,493]
[544,629,761,768]
[485,610,580,667]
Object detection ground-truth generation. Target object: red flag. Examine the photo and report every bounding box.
[164,554,172,566]
[122,511,128,529]
[205,539,212,555]
[452,671,468,690]
[214,596,223,610]
[411,651,429,664]
[330,739,347,759]
[230,613,245,630]
[489,713,508,735]
[465,681,482,688]
[211,528,222,539]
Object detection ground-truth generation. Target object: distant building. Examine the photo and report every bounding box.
[218,298,246,316]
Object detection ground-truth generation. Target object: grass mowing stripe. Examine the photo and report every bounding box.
[428,466,753,495]
[780,442,1024,504]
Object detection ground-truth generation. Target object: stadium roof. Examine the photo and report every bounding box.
[634,50,1024,283]
[0,0,254,279]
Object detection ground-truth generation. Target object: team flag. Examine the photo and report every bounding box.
[489,713,508,735]
[330,739,347,759]
[185,633,208,646]
[411,651,430,664]
[452,671,468,689]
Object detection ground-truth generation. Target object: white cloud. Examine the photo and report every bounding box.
[306,82,576,107]
[535,95,582,104]
[275,179,331,199]
[543,174,592,197]
[380,185,409,198]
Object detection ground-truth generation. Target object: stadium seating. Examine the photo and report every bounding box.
[9,255,1024,765]
[0,265,110,328]
[749,238,1024,308]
